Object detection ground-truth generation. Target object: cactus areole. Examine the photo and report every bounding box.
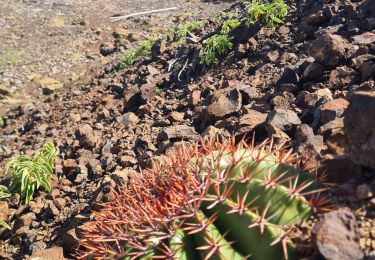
[79,137,328,259]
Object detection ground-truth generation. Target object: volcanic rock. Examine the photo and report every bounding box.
[158,125,199,141]
[309,34,349,67]
[30,246,65,260]
[205,87,242,121]
[313,208,363,260]
[345,91,375,169]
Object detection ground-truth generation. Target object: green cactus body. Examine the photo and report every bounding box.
[79,139,327,259]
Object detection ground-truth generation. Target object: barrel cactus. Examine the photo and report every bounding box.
[79,137,329,259]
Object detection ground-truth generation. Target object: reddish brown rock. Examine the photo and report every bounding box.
[239,110,267,130]
[75,124,99,149]
[329,66,360,87]
[313,208,363,260]
[205,87,242,120]
[139,83,156,102]
[30,246,65,260]
[123,85,141,109]
[309,34,349,67]
[270,92,295,109]
[116,112,139,127]
[293,124,324,170]
[63,159,77,171]
[168,111,184,122]
[305,10,329,26]
[190,90,201,106]
[240,85,261,105]
[29,197,44,215]
[345,91,375,168]
[319,98,349,124]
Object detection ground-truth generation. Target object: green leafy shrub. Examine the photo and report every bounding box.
[246,0,288,29]
[4,143,59,204]
[200,34,233,66]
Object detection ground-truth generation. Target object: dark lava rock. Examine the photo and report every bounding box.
[75,124,99,149]
[322,154,362,183]
[302,62,324,80]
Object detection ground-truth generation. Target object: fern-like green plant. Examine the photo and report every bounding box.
[0,185,11,230]
[200,34,233,66]
[4,143,59,205]
[246,0,288,29]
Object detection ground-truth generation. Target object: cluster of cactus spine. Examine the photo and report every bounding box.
[79,136,329,259]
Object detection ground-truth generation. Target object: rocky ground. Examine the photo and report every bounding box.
[0,0,228,112]
[0,0,375,259]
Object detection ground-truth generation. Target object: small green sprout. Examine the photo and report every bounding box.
[121,49,137,68]
[4,143,59,205]
[203,34,233,55]
[246,0,288,29]
[0,116,4,127]
[120,35,159,68]
[155,86,164,95]
[200,34,233,66]
[176,20,206,44]
[221,18,241,34]
[214,11,237,22]
[200,49,218,66]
